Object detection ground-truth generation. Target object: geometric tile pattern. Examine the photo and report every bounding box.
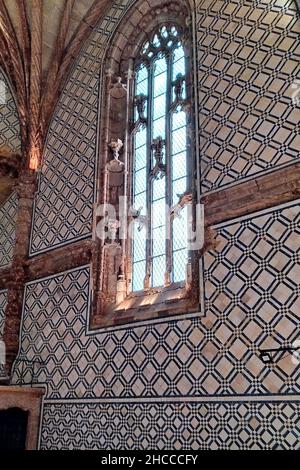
[29,0,136,255]
[0,68,21,152]
[0,289,7,377]
[40,401,300,450]
[29,0,300,253]
[0,289,7,338]
[17,0,300,450]
[13,199,300,400]
[203,199,300,395]
[0,192,18,268]
[198,0,300,193]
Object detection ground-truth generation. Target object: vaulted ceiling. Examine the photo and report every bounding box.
[0,0,111,167]
[4,0,96,82]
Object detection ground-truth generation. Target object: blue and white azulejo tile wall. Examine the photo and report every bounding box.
[197,0,300,193]
[0,289,7,338]
[0,192,18,269]
[0,67,21,153]
[13,199,300,449]
[19,0,300,450]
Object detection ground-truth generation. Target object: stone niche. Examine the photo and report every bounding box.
[0,386,44,450]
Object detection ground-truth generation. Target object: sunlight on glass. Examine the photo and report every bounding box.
[173,205,188,283]
[132,259,146,291]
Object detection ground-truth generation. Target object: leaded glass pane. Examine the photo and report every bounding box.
[135,127,147,148]
[172,151,187,181]
[152,197,166,229]
[133,224,147,263]
[173,206,187,251]
[152,177,165,201]
[134,167,147,195]
[172,111,186,131]
[132,24,189,292]
[152,226,166,257]
[160,26,168,38]
[172,177,187,205]
[136,64,148,83]
[132,260,146,291]
[154,55,167,75]
[134,145,147,171]
[136,79,148,96]
[153,94,166,120]
[171,127,187,154]
[173,249,188,283]
[153,117,166,141]
[153,71,167,97]
[152,255,166,287]
[134,191,146,214]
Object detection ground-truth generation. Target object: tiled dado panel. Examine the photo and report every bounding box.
[40,400,300,450]
[13,196,300,398]
[0,289,7,338]
[0,68,21,153]
[29,0,137,255]
[198,0,300,193]
[203,199,300,394]
[0,192,18,269]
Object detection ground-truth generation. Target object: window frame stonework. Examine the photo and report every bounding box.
[91,0,201,330]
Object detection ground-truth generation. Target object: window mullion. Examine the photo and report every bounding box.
[145,61,154,290]
[165,50,173,287]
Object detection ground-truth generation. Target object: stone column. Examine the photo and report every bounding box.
[3,170,37,376]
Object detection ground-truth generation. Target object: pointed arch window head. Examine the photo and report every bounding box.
[132,25,189,292]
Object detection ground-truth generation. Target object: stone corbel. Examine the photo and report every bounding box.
[132,94,147,133]
[150,137,166,179]
[170,73,190,113]
[130,206,148,231]
[170,190,193,220]
[108,138,124,164]
[109,76,127,100]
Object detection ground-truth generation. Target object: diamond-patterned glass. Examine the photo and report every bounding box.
[152,255,166,287]
[132,260,146,292]
[132,25,188,290]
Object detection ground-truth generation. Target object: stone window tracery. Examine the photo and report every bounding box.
[131,24,190,292]
[92,2,201,329]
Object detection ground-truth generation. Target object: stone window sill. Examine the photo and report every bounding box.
[91,284,200,329]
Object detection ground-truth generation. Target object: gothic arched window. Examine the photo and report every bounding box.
[93,9,201,329]
[131,25,190,292]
